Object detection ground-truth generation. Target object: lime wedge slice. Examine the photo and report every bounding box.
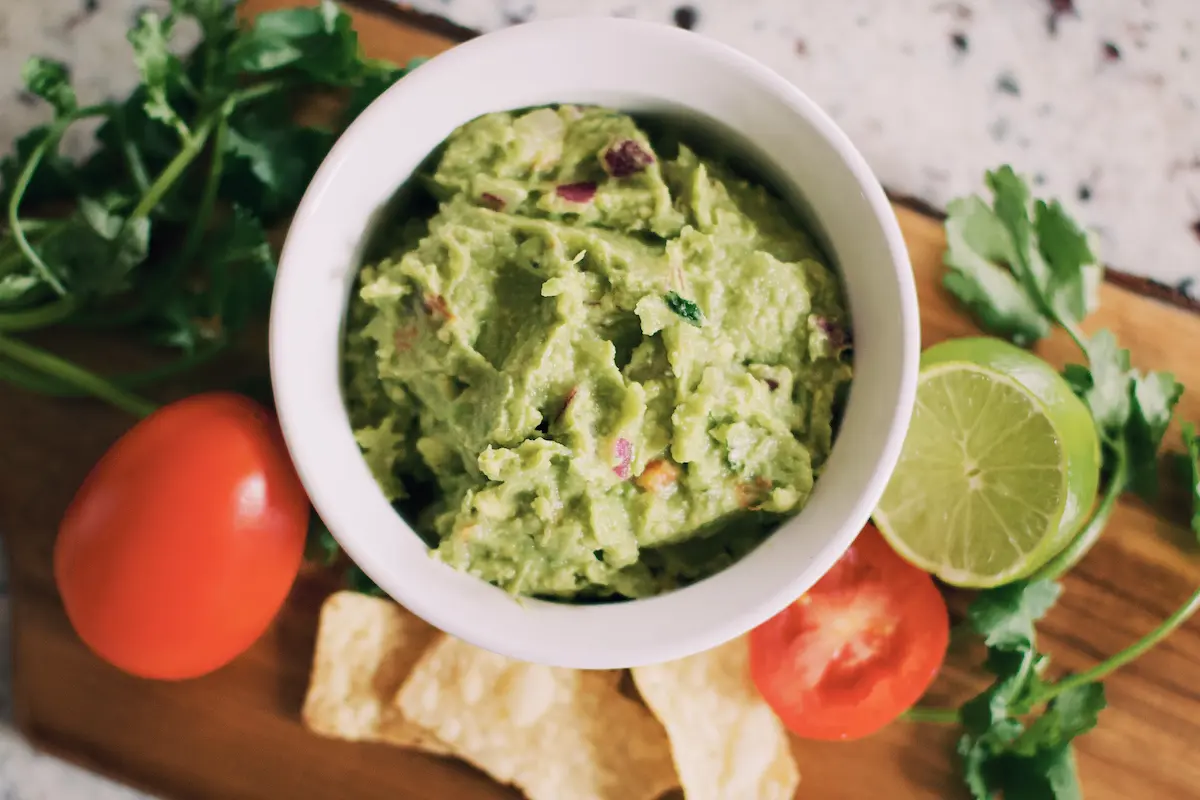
[874,338,1100,588]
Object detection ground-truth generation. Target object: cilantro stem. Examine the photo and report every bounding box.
[112,108,151,194]
[82,112,232,331]
[0,342,224,396]
[0,296,79,332]
[177,113,227,275]
[1039,583,1200,703]
[1035,453,1129,580]
[6,102,114,298]
[7,126,69,296]
[127,115,219,224]
[121,80,280,230]
[228,80,287,107]
[0,333,157,418]
[0,358,68,394]
[903,706,960,724]
[1060,318,1089,356]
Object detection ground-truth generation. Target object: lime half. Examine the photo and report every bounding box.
[874,338,1100,588]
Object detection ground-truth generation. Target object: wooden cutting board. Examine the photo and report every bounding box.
[4,1,1200,798]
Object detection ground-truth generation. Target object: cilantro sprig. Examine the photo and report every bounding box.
[918,166,1200,799]
[0,0,409,414]
[944,165,1186,575]
[1181,423,1200,539]
[913,577,1200,799]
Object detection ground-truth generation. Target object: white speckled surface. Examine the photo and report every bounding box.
[397,0,1200,295]
[0,0,1197,796]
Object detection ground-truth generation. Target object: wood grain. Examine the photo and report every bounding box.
[2,2,1199,798]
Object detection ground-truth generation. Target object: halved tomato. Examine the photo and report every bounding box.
[749,523,949,741]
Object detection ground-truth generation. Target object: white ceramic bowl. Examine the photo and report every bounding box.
[271,17,918,669]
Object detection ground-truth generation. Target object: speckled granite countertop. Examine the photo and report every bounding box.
[402,0,1200,294]
[1,0,1197,796]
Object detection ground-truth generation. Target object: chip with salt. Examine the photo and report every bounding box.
[302,591,447,753]
[633,636,799,800]
[396,636,678,800]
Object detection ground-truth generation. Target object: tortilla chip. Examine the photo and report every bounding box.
[396,637,678,800]
[302,591,447,753]
[633,637,799,800]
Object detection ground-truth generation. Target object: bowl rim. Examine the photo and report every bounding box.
[270,16,919,668]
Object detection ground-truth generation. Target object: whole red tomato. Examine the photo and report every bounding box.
[55,392,309,680]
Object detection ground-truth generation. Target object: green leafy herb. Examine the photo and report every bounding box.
[0,0,411,413]
[21,58,77,117]
[221,107,336,221]
[955,582,1101,800]
[945,168,1183,577]
[305,513,340,567]
[128,10,192,140]
[304,513,392,597]
[346,565,387,598]
[664,290,703,327]
[229,0,360,82]
[944,170,1087,347]
[1182,422,1200,537]
[913,167,1200,800]
[944,165,1101,348]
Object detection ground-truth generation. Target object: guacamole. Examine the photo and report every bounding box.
[343,106,853,600]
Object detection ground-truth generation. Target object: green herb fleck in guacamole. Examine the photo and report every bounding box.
[343,106,853,600]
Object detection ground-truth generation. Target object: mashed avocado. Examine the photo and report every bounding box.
[343,106,852,599]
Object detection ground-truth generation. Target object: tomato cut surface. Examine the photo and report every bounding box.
[749,523,949,741]
[55,393,309,680]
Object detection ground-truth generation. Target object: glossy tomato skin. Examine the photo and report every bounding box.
[55,392,309,680]
[749,524,949,741]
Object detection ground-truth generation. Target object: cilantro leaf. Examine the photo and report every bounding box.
[983,685,1104,800]
[959,730,1001,800]
[305,513,340,566]
[957,588,1101,800]
[1182,423,1200,537]
[961,648,1036,733]
[960,583,1062,744]
[201,206,276,333]
[1067,330,1183,498]
[220,107,335,221]
[943,195,1049,346]
[21,57,77,117]
[0,273,42,305]
[1071,330,1131,439]
[969,580,1061,651]
[29,194,151,298]
[991,745,1084,800]
[664,291,703,326]
[230,0,361,84]
[1012,683,1106,756]
[1127,370,1185,498]
[128,10,192,140]
[84,89,185,197]
[343,59,411,125]
[943,166,1101,345]
[346,565,387,597]
[171,0,235,36]
[1036,199,1101,325]
[144,206,274,354]
[77,195,151,290]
